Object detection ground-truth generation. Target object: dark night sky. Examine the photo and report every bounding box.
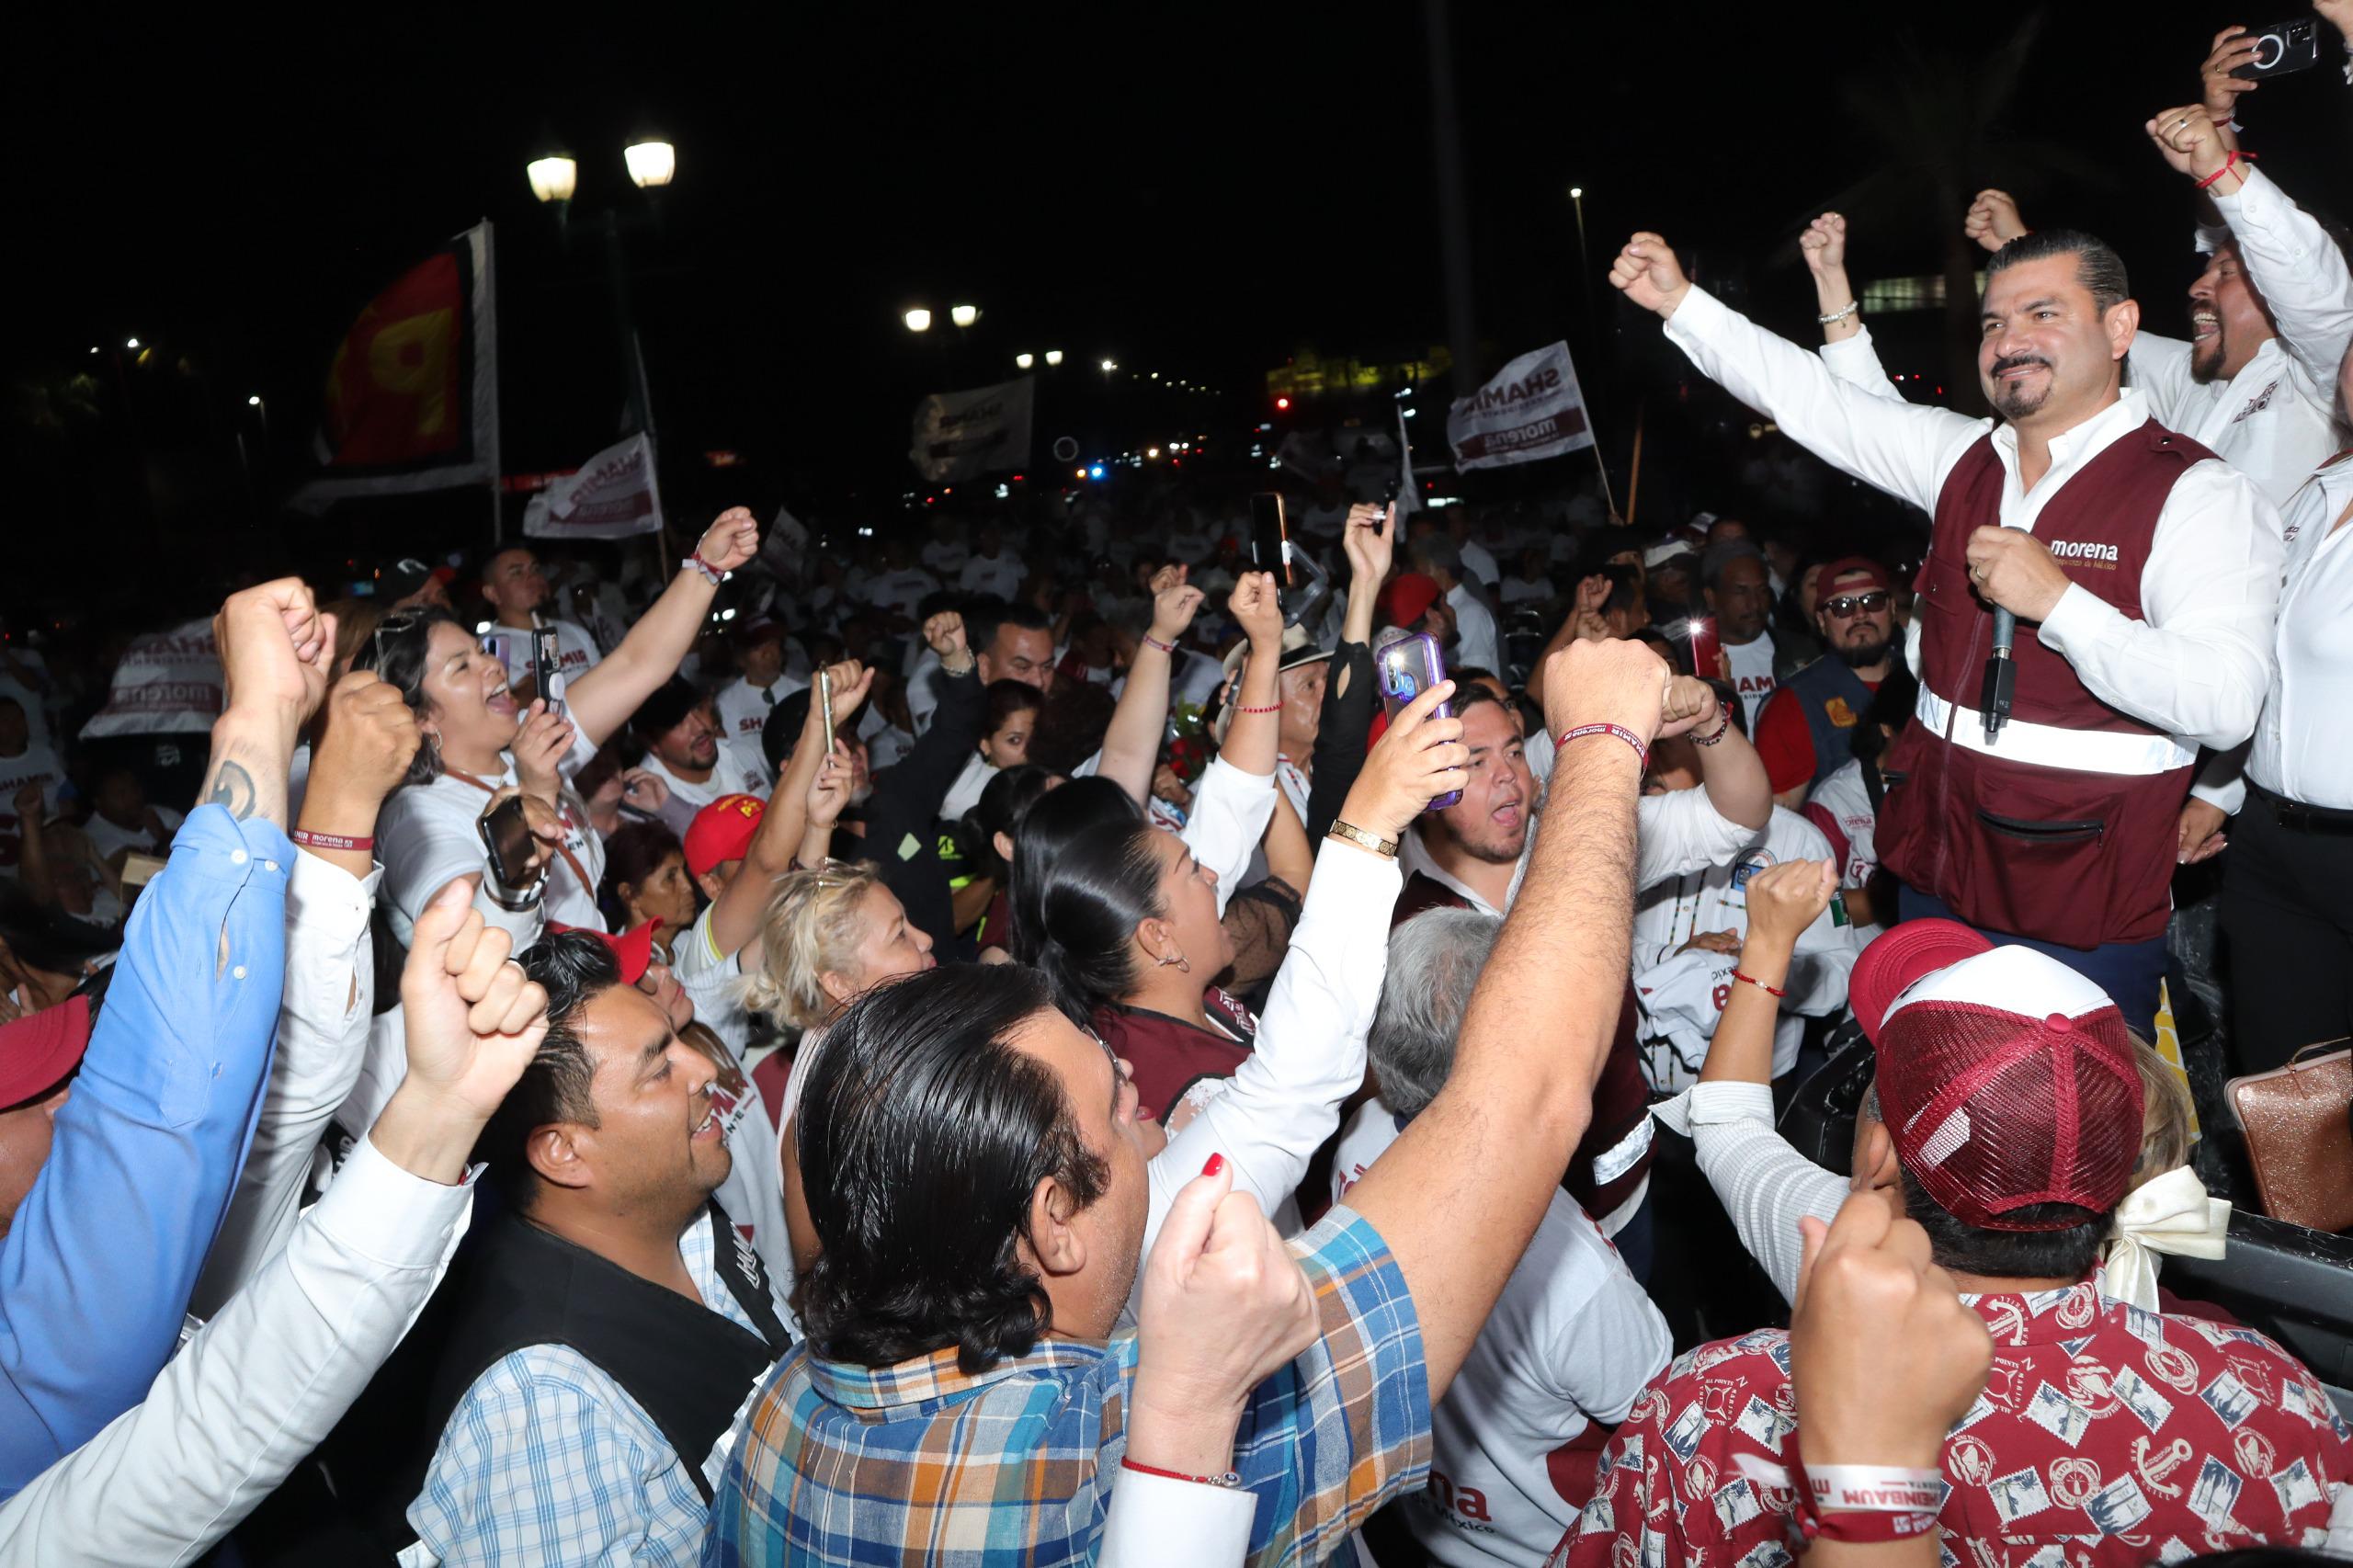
[6,2,2347,578]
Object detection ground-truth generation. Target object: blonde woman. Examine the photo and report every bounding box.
[743,860,938,1276]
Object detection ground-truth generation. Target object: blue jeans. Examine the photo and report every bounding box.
[1896,883,2165,1040]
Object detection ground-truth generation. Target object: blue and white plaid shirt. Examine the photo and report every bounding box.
[405,1210,781,1567]
[701,1205,1431,1567]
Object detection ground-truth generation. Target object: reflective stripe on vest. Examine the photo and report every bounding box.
[1916,685,2195,777]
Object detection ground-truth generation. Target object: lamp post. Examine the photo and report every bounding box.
[1044,349,1063,367]
[527,133,673,451]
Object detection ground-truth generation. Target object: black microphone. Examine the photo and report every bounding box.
[1981,608,2017,742]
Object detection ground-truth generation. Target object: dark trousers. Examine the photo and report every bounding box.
[2220,790,2353,1075]
[1897,883,2166,1041]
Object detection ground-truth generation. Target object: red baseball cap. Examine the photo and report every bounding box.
[1851,920,2143,1231]
[0,995,92,1109]
[1378,573,1444,630]
[1815,556,1893,596]
[548,919,656,985]
[685,793,766,878]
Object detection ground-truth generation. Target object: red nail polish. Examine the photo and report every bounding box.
[1202,1153,1225,1177]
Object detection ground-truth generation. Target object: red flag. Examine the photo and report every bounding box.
[294,223,499,510]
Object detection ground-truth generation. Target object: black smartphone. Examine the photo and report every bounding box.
[531,627,565,718]
[477,794,538,890]
[1249,493,1296,591]
[2232,18,2321,77]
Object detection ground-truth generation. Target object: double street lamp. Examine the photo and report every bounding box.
[526,133,677,444]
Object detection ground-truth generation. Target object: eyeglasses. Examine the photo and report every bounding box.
[1823,591,1890,619]
[369,609,427,674]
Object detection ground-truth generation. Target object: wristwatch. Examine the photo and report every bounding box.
[1326,819,1399,860]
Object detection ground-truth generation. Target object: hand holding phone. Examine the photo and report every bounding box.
[531,628,565,718]
[818,665,835,743]
[477,790,550,899]
[1372,630,1463,812]
[1249,494,1296,592]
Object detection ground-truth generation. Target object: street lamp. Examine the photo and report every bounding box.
[623,141,676,189]
[247,394,263,407]
[125,337,140,350]
[1044,349,1063,367]
[904,308,933,333]
[1099,358,1117,373]
[527,153,579,205]
[950,303,979,328]
[1567,183,1590,279]
[1015,352,1034,369]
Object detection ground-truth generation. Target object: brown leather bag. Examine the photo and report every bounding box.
[2226,1041,2353,1233]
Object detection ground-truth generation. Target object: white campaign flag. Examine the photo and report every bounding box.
[81,620,221,738]
[909,376,1034,483]
[1446,342,1595,470]
[522,431,665,540]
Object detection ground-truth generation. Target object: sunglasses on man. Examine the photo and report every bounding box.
[1823,591,1890,619]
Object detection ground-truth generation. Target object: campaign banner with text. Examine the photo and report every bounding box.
[909,376,1034,483]
[522,432,665,540]
[1446,342,1595,470]
[80,620,222,738]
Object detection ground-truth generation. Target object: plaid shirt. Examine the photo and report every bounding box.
[408,1211,779,1567]
[1548,1280,2353,1567]
[702,1205,1430,1566]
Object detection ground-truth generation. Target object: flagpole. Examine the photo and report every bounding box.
[1578,398,1620,523]
[482,219,506,546]
[1624,403,1646,528]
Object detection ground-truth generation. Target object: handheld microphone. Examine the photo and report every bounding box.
[1981,608,2017,742]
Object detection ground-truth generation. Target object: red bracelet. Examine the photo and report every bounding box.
[1120,1456,1243,1490]
[1234,701,1283,715]
[1142,632,1177,655]
[292,829,374,853]
[1557,722,1648,774]
[2197,147,2256,191]
[1731,970,1786,998]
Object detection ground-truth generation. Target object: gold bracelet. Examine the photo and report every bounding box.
[1326,819,1399,859]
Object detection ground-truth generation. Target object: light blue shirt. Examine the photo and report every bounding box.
[0,803,292,1495]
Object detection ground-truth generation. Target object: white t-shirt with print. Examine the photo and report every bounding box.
[638,735,772,813]
[1330,1098,1672,1568]
[958,553,1024,600]
[377,729,605,943]
[85,805,183,866]
[1724,632,1778,732]
[0,744,66,877]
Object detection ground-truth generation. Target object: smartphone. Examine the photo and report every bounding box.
[531,627,565,718]
[2232,18,2322,77]
[477,795,538,890]
[1373,630,1463,812]
[817,665,835,742]
[1249,493,1296,592]
[1685,616,1722,681]
[480,631,525,691]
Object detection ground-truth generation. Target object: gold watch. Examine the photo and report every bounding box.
[1326,819,1399,859]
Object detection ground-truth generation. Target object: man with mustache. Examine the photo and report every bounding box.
[1612,222,2282,1040]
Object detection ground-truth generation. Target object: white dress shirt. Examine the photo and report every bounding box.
[1459,537,1502,591]
[2136,167,2353,506]
[188,851,381,1317]
[0,1135,478,1567]
[2197,457,2353,812]
[1677,284,2282,754]
[1447,582,1502,675]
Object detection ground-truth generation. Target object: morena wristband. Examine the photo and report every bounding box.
[1689,701,1732,746]
[291,829,374,853]
[1798,1506,1941,1545]
[1557,722,1648,774]
[1142,632,1177,655]
[684,553,723,586]
[1731,970,1786,998]
[1807,1464,1947,1513]
[1120,1457,1243,1490]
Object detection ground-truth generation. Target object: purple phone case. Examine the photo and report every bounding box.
[1375,632,1463,812]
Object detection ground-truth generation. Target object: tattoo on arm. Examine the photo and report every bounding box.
[205,761,258,821]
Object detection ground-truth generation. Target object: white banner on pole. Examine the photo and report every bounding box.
[522,431,665,541]
[1445,342,1595,470]
[80,620,221,739]
[909,376,1034,483]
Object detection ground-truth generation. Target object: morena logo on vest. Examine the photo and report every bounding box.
[2047,540,2121,567]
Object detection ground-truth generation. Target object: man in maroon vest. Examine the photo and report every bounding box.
[1609,225,2283,1036]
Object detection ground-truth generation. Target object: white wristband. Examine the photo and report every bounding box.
[1806,1464,1947,1513]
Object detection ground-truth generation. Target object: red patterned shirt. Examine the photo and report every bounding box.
[1548,1280,2352,1567]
